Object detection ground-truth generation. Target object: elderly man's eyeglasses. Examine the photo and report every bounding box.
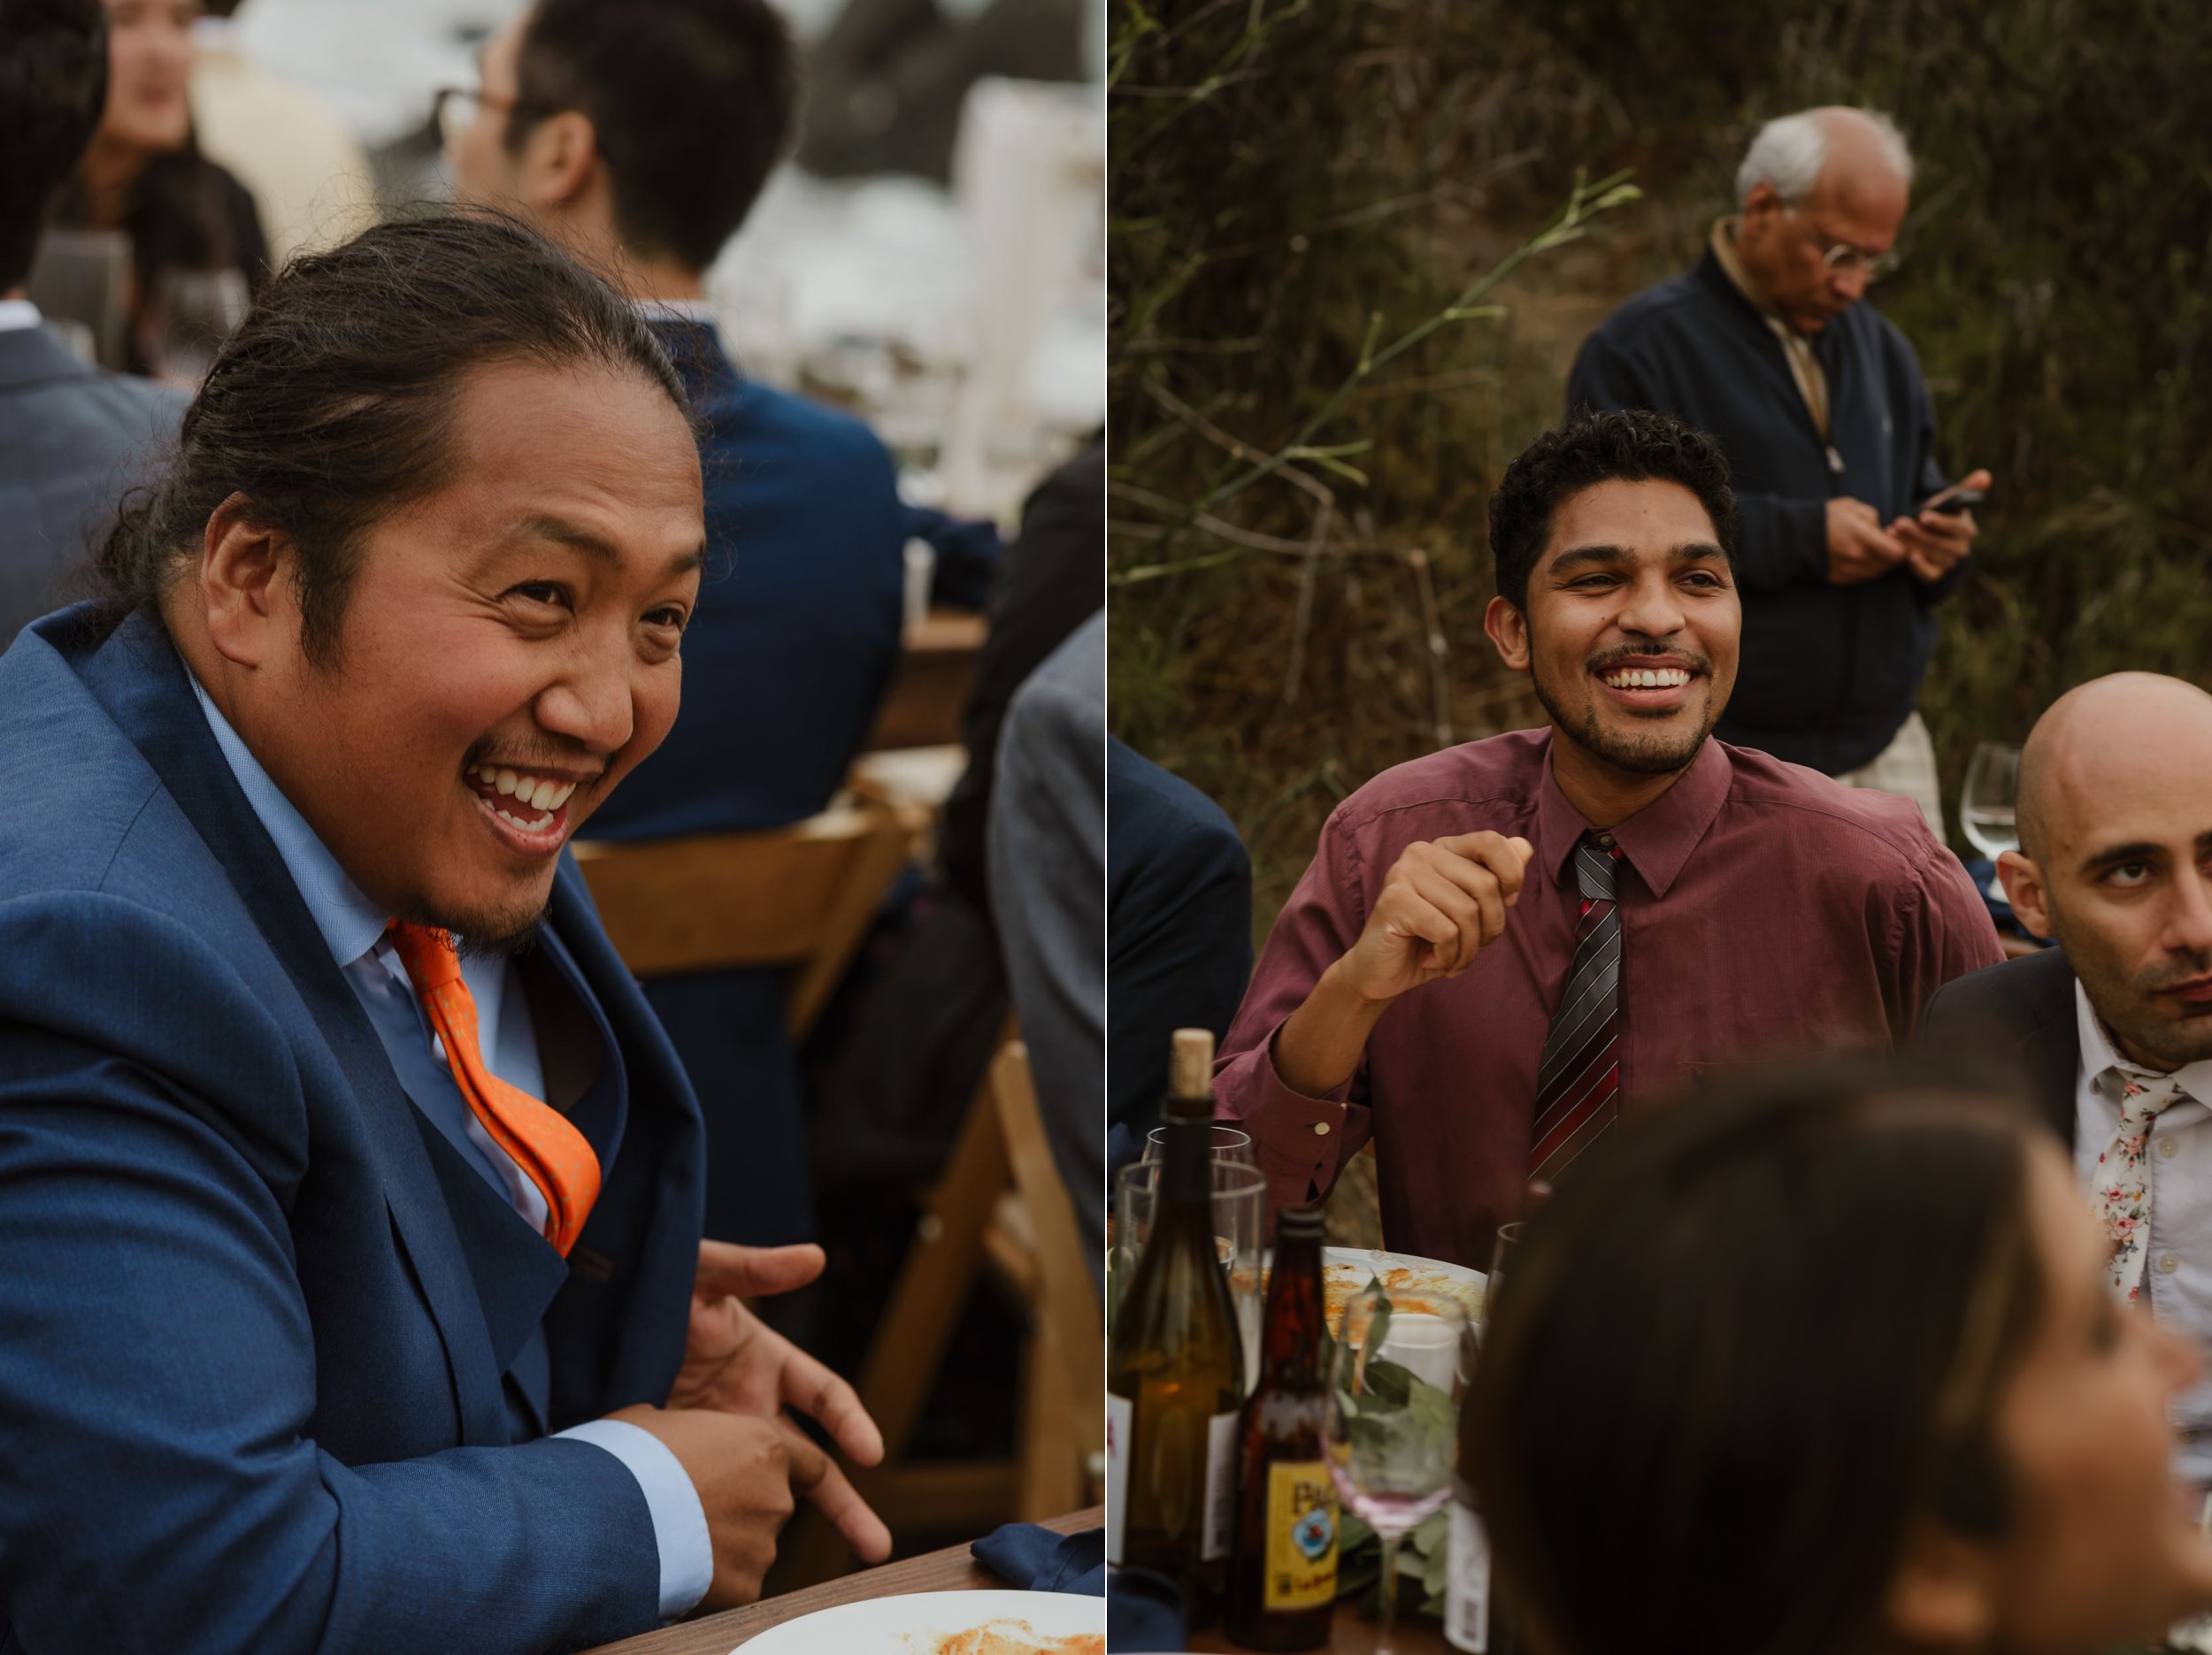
[433,87,533,149]
[1787,206,1902,281]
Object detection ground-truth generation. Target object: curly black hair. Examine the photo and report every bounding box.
[1488,408,1740,609]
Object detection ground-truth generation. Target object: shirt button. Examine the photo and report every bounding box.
[1594,832,1616,848]
[1313,1122,1332,1137]
[2162,1138,2181,1159]
[2161,1253,2182,1274]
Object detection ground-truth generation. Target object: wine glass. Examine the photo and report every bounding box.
[1325,1282,1471,1653]
[1141,1123,1256,1168]
[1961,741,2022,901]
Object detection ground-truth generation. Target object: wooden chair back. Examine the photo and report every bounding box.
[570,795,910,1040]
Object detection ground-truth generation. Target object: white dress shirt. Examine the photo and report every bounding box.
[2072,983,2212,1483]
[0,298,43,333]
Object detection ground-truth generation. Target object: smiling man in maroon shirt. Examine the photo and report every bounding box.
[1216,409,2001,1267]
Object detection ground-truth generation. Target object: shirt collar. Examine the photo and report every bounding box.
[0,299,42,334]
[1709,216,1794,330]
[1532,734,1732,900]
[186,670,390,968]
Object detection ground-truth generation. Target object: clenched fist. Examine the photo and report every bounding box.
[1338,832,1538,1004]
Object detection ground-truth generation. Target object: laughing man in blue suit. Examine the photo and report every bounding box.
[444,0,918,1250]
[0,213,887,1652]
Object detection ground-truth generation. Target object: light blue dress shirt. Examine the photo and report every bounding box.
[188,675,711,1619]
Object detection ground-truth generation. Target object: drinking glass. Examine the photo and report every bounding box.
[1325,1282,1471,1653]
[1961,741,2023,900]
[1484,1220,1529,1328]
[1140,1123,1256,1168]
[149,267,252,389]
[1109,1159,1268,1387]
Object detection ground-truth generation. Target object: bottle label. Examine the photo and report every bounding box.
[1262,1458,1338,1610]
[1105,1393,1133,1566]
[1445,1497,1493,1652]
[1200,1408,1240,1560]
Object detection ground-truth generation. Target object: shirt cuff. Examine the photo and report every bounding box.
[557,1417,713,1620]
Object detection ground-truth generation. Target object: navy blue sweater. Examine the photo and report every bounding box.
[1567,249,1960,775]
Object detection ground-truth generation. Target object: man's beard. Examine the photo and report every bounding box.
[1530,653,1717,778]
[396,895,552,962]
[2058,914,2212,1069]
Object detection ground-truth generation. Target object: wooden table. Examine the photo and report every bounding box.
[580,1506,1101,1654]
[1189,1602,1451,1654]
[866,610,987,751]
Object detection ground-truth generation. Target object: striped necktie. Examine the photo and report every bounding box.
[385,922,603,1256]
[1528,832,1625,1184]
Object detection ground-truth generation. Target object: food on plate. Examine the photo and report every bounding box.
[1320,1261,1482,1326]
[910,1621,1103,1655]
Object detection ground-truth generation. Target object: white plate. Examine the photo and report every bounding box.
[732,1588,1102,1654]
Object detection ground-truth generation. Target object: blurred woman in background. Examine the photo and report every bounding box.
[51,0,265,381]
[1464,1058,2212,1655]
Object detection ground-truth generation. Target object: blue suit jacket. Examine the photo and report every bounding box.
[0,609,707,1653]
[585,318,904,1248]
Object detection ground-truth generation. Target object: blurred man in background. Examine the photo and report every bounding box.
[1569,106,1991,838]
[0,0,185,647]
[446,0,909,1248]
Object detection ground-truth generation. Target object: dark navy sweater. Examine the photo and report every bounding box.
[1567,249,1960,775]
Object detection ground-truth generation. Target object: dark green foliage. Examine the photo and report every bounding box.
[1110,0,2212,929]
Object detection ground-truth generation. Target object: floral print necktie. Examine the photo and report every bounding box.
[2095,1069,2186,1303]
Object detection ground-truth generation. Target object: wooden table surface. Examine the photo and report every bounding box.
[580,1506,1102,1654]
[1188,1602,1451,1654]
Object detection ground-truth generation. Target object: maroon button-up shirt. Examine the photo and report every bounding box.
[1215,731,2002,1268]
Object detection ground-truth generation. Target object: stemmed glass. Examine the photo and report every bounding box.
[1324,1282,1471,1653]
[1961,741,2023,902]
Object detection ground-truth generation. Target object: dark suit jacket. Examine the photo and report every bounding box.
[0,608,706,1653]
[584,317,905,1246]
[1921,945,2080,1142]
[1105,736,1253,1176]
[0,324,185,647]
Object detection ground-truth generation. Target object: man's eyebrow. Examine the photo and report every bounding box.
[2079,840,2163,874]
[1547,540,1726,576]
[2079,830,2212,874]
[511,515,707,578]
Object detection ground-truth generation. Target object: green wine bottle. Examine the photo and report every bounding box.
[1106,1028,1247,1626]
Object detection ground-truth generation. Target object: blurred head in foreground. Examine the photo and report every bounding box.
[96,212,703,949]
[443,0,795,291]
[1464,1058,2212,1655]
[2003,672,2212,1072]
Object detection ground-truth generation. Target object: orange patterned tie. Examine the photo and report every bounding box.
[385,922,602,1256]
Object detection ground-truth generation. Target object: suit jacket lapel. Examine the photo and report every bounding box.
[2022,952,2084,1145]
[75,614,512,1445]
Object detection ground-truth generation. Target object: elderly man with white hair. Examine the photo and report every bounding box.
[1568,106,1992,836]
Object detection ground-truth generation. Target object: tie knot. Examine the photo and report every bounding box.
[385,920,464,996]
[1574,832,1620,901]
[2118,1070,2186,1126]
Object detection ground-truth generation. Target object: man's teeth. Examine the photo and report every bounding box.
[1602,667,1692,689]
[472,765,577,812]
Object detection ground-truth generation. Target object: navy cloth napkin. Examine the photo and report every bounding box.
[972,1522,1104,1595]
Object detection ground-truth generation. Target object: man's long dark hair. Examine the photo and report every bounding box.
[97,211,688,664]
[1465,1056,2046,1655]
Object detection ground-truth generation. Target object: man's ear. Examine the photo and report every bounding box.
[1484,594,1532,674]
[1997,848,2053,939]
[1739,180,1784,243]
[517,109,600,211]
[1883,1523,2001,1648]
[198,493,291,669]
